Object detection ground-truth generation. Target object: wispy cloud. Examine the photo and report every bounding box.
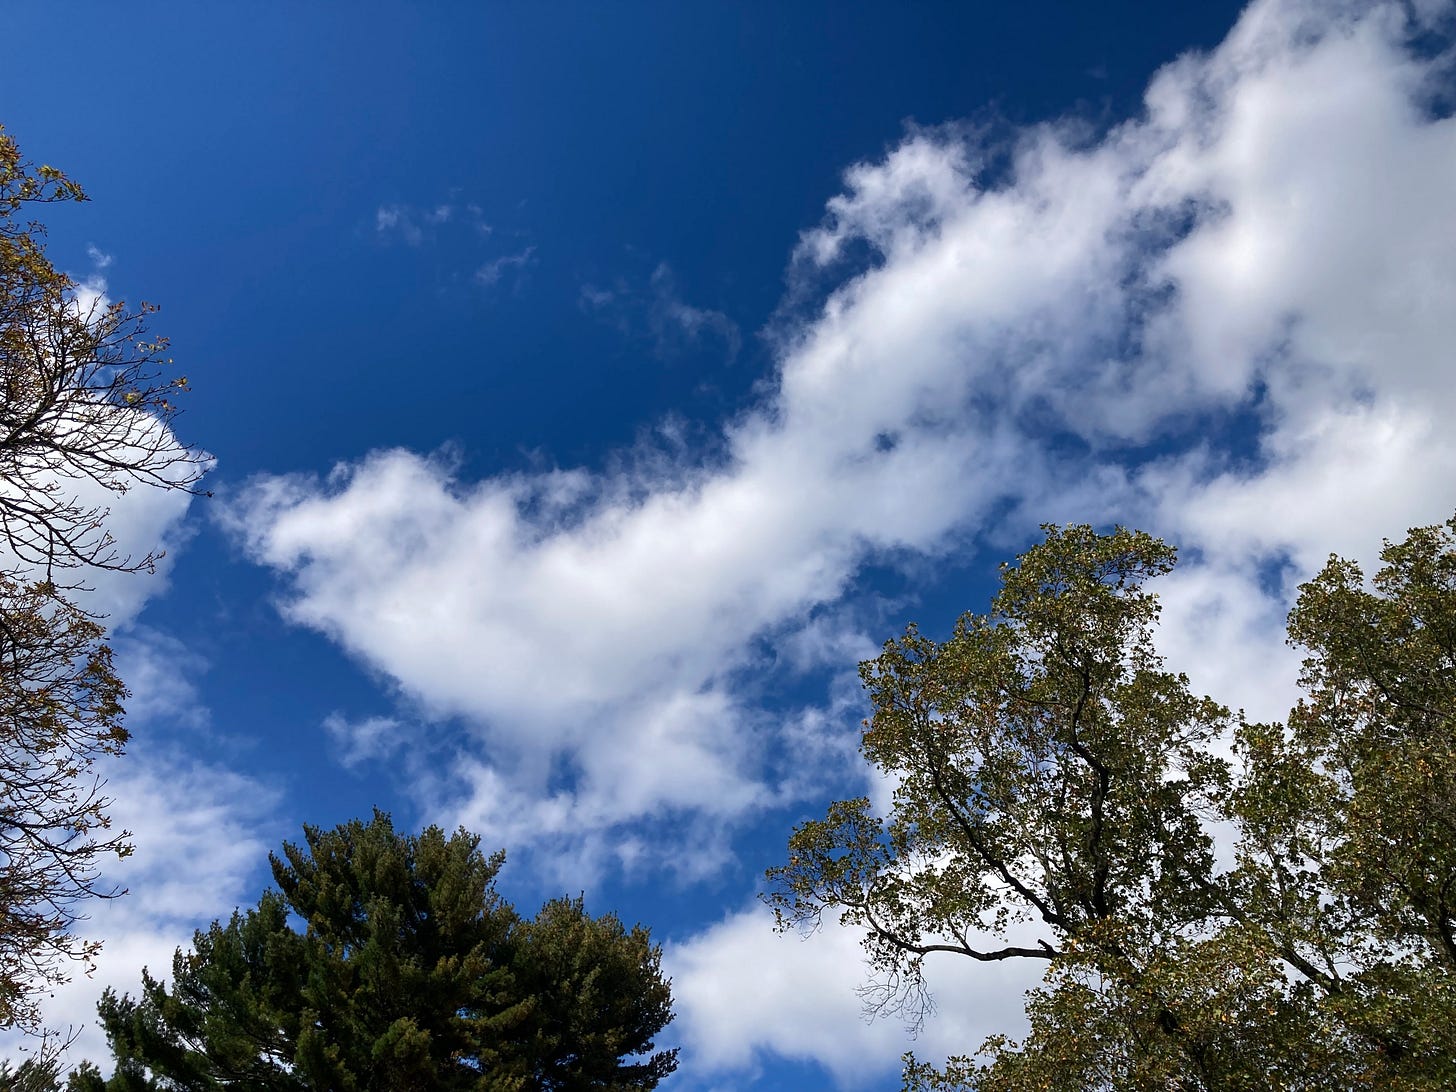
[111,626,211,733]
[375,204,422,245]
[580,262,741,363]
[374,199,492,247]
[474,245,536,288]
[323,711,404,770]
[648,264,741,362]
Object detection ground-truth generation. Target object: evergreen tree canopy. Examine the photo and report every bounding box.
[81,812,676,1091]
[769,516,1456,1090]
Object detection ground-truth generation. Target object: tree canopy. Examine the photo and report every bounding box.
[768,516,1456,1090]
[78,811,678,1091]
[0,127,205,1038]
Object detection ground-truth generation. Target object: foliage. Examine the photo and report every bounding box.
[0,127,204,1036]
[0,578,127,1031]
[767,517,1456,1089]
[81,812,677,1091]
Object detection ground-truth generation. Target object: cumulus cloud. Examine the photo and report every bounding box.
[231,0,1454,924]
[666,903,1042,1089]
[217,0,1456,1081]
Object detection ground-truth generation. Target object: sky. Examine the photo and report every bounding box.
[3,0,1455,1086]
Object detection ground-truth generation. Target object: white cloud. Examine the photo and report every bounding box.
[579,283,616,310]
[0,746,281,1070]
[774,610,880,676]
[111,626,211,732]
[40,477,198,627]
[666,903,1042,1088]
[0,393,203,630]
[0,260,210,626]
[231,0,1456,949]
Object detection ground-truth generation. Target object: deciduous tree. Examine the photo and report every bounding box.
[0,127,205,1038]
[1,127,204,583]
[0,580,126,1033]
[768,517,1456,1089]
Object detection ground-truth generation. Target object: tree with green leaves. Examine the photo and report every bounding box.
[80,812,677,1091]
[0,126,205,1039]
[768,517,1456,1090]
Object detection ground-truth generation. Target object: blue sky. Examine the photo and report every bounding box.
[4,1,1456,1086]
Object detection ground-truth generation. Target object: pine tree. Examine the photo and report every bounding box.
[85,812,676,1091]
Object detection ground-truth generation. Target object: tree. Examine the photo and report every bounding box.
[0,127,205,1036]
[767,518,1456,1090]
[1,127,204,583]
[81,812,677,1091]
[0,580,126,1032]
